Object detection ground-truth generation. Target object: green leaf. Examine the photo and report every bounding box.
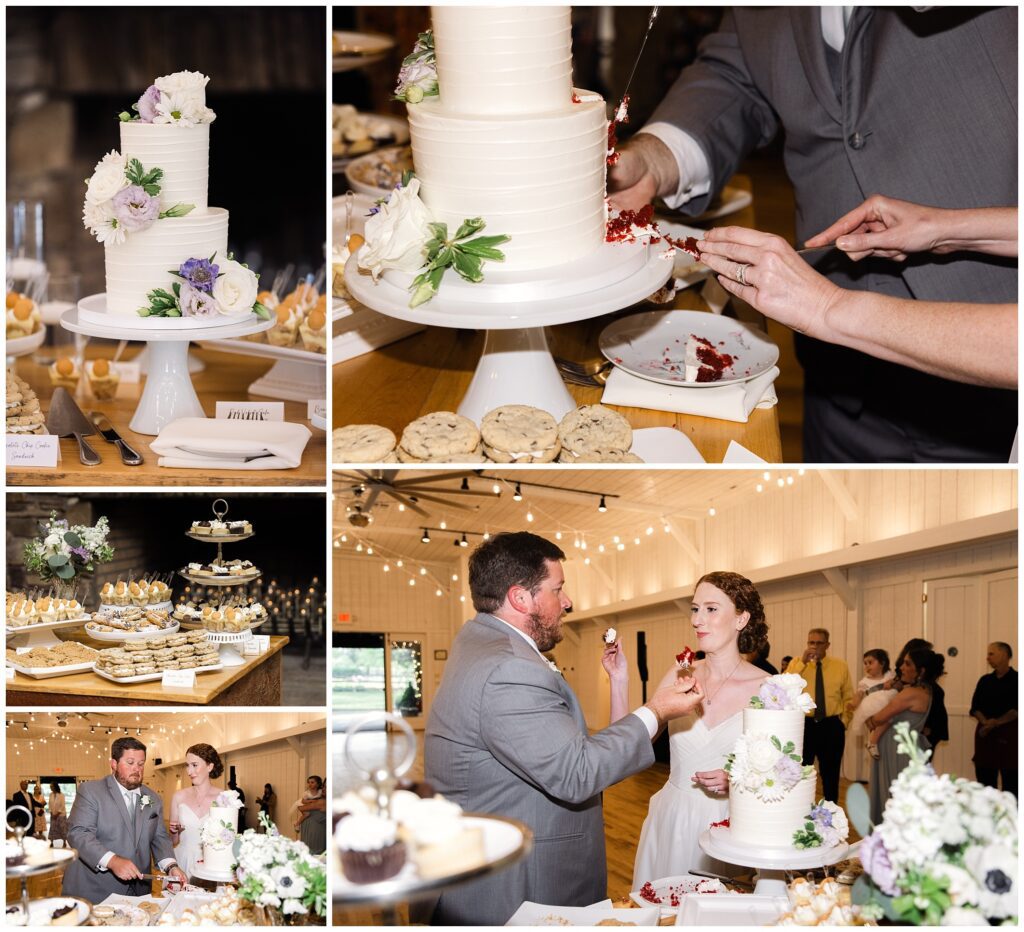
[125,158,145,185]
[47,554,69,568]
[453,217,486,241]
[118,111,133,122]
[401,169,416,188]
[458,240,508,261]
[771,735,781,751]
[55,564,76,580]
[408,266,444,308]
[451,249,484,283]
[166,308,182,317]
[137,307,151,317]
[426,221,449,243]
[63,531,82,547]
[159,203,195,219]
[425,245,454,271]
[172,282,181,297]
[253,302,272,321]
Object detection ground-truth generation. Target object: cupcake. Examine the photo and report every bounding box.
[86,359,120,401]
[129,582,147,607]
[299,308,327,353]
[48,357,81,391]
[266,302,301,347]
[113,580,130,606]
[34,597,57,624]
[336,814,406,883]
[256,289,279,312]
[100,582,115,604]
[5,839,25,868]
[6,292,40,338]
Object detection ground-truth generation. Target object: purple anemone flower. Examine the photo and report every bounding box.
[178,257,219,292]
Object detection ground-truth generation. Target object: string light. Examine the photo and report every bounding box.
[525,510,534,523]
[708,507,716,517]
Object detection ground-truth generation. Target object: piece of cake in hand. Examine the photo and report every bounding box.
[6,292,41,338]
[299,307,327,353]
[604,627,618,645]
[676,646,695,670]
[48,357,81,392]
[86,359,120,400]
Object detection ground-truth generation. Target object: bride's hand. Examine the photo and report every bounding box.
[693,769,730,795]
[601,641,627,681]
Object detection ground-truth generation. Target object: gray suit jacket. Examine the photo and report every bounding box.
[651,7,1017,453]
[424,613,655,925]
[61,775,175,902]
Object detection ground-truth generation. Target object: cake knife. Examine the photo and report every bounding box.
[617,7,660,118]
[90,411,143,466]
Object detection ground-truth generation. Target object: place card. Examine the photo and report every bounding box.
[307,399,326,421]
[6,435,60,468]
[215,401,285,422]
[5,667,15,680]
[161,669,196,688]
[15,646,34,654]
[254,635,271,653]
[111,361,141,383]
[242,639,260,656]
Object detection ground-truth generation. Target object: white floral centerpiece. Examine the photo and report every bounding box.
[137,254,271,321]
[82,153,195,246]
[23,512,114,593]
[854,722,1017,926]
[356,173,510,307]
[119,70,217,126]
[235,813,326,921]
[749,673,817,713]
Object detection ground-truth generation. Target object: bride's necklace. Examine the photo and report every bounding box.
[701,658,743,707]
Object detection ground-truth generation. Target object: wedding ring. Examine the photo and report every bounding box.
[736,263,750,286]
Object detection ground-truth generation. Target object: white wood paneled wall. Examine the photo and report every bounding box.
[7,741,110,796]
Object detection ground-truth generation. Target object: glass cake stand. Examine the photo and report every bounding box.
[699,828,849,897]
[344,242,673,423]
[61,300,274,435]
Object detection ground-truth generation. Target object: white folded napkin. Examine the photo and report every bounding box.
[723,439,768,463]
[151,418,311,470]
[601,366,779,423]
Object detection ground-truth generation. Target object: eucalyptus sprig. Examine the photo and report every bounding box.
[409,218,510,308]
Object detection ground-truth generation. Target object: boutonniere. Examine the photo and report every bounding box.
[140,795,152,809]
[545,659,562,676]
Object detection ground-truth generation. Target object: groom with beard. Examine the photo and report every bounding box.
[425,532,704,925]
[62,737,186,902]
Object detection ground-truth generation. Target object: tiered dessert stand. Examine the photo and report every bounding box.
[60,300,274,435]
[699,828,849,897]
[344,241,672,423]
[6,604,91,651]
[333,713,533,925]
[177,499,263,667]
[5,805,84,925]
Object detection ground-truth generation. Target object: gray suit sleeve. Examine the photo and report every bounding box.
[648,9,779,211]
[66,783,111,870]
[479,657,654,805]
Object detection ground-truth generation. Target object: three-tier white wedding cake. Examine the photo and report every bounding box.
[200,802,238,874]
[82,72,268,326]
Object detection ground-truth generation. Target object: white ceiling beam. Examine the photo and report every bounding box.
[816,470,860,522]
[664,517,702,567]
[822,567,857,611]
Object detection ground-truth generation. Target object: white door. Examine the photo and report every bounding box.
[924,568,1017,780]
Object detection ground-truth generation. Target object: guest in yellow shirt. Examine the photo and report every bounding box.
[787,628,854,804]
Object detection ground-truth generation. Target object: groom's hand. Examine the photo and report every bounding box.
[107,855,144,881]
[645,675,705,726]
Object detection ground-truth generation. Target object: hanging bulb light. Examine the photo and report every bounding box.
[435,588,443,597]
[460,478,470,491]
[513,483,523,502]
[420,567,427,575]
[459,534,469,548]
[421,528,430,543]
[756,483,763,493]
[598,495,607,513]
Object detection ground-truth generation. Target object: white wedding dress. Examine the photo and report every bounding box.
[632,710,743,888]
[173,803,207,878]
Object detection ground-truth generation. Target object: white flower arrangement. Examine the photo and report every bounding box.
[725,733,814,802]
[749,673,817,713]
[214,789,245,810]
[856,722,1018,925]
[82,152,194,245]
[23,513,114,585]
[793,799,850,849]
[120,71,216,126]
[393,31,438,103]
[138,254,270,321]
[235,813,326,919]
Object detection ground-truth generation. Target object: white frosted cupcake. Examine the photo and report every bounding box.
[336,814,406,883]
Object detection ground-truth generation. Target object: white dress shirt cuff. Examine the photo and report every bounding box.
[98,850,114,871]
[632,705,660,739]
[158,858,177,872]
[637,124,712,209]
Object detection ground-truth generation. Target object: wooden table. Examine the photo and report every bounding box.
[331,175,781,464]
[7,346,326,486]
[6,635,289,706]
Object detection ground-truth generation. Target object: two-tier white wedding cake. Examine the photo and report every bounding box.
[81,72,269,327]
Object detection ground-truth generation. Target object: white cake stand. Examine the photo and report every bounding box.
[344,242,673,423]
[190,862,237,884]
[699,828,849,897]
[5,616,89,650]
[60,299,274,435]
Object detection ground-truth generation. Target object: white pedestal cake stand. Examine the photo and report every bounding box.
[61,298,274,435]
[699,828,849,897]
[5,616,90,650]
[344,243,673,423]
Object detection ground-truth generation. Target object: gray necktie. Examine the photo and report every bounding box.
[129,791,139,832]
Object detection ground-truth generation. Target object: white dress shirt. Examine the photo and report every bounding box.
[493,615,659,738]
[642,8,853,208]
[97,784,176,873]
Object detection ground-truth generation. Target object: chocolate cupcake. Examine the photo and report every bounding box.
[336,814,406,883]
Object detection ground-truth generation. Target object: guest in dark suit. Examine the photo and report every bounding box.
[611,7,1017,462]
[970,642,1018,797]
[10,781,33,831]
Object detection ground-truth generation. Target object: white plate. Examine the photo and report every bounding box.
[83,620,180,642]
[344,145,414,197]
[600,309,779,388]
[97,601,173,615]
[5,614,90,636]
[5,326,46,357]
[23,896,90,926]
[333,30,396,71]
[179,568,261,585]
[630,874,728,914]
[198,335,325,363]
[676,892,788,926]
[333,113,410,169]
[6,656,98,679]
[310,412,327,431]
[507,902,661,926]
[92,661,223,684]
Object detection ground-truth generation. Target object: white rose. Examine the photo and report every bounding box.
[154,70,209,97]
[357,178,433,280]
[85,151,129,204]
[43,532,63,551]
[212,258,259,315]
[745,734,778,773]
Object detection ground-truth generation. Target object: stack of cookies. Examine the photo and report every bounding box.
[398,412,484,463]
[6,371,45,436]
[481,405,560,462]
[557,405,642,463]
[95,630,219,678]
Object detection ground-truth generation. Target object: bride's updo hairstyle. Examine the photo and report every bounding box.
[694,571,767,654]
[186,743,224,779]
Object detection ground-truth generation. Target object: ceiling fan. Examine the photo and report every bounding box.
[335,469,497,520]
